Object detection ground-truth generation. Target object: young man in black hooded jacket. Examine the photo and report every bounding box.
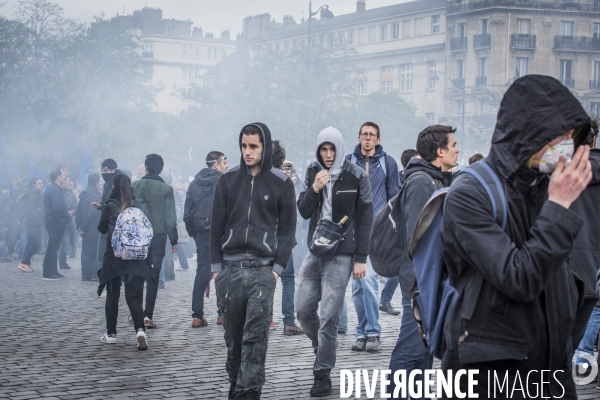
[440,75,592,399]
[211,123,296,400]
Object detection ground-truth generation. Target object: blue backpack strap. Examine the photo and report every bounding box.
[350,154,357,164]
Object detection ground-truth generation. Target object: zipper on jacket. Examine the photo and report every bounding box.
[244,176,255,259]
[336,190,357,194]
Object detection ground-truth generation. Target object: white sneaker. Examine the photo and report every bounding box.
[101,333,116,344]
[136,330,148,350]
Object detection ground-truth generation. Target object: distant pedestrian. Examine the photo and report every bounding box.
[18,178,43,273]
[468,152,484,165]
[93,158,123,264]
[76,173,102,281]
[58,176,77,269]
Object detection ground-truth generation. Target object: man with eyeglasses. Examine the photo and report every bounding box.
[184,151,228,328]
[345,121,400,353]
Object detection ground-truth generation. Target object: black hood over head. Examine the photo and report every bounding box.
[487,75,590,180]
[238,122,272,176]
[194,168,222,186]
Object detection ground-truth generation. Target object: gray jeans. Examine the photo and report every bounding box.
[295,253,353,373]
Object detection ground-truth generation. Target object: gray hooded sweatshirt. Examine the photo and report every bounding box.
[315,127,346,222]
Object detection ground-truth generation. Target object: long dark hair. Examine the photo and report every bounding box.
[114,174,133,212]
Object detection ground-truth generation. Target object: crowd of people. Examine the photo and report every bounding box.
[7,75,600,399]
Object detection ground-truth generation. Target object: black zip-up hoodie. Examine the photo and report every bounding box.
[210,123,297,275]
[440,75,589,398]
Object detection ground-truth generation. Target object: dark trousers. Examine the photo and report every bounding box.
[58,223,71,267]
[144,233,167,320]
[42,223,65,277]
[21,225,41,266]
[192,231,210,319]
[6,220,19,256]
[105,275,146,334]
[81,232,100,279]
[215,265,276,399]
[281,256,295,326]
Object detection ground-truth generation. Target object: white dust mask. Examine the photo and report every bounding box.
[536,139,574,174]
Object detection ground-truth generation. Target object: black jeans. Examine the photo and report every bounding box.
[81,231,100,279]
[215,265,277,399]
[21,225,41,266]
[192,231,210,319]
[105,275,146,334]
[42,223,65,277]
[144,233,167,320]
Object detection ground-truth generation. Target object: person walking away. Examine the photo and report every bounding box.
[132,154,178,329]
[173,182,190,272]
[211,123,296,399]
[76,173,102,281]
[296,127,373,397]
[93,158,123,264]
[42,168,72,281]
[185,151,228,328]
[18,178,43,272]
[59,176,77,269]
[98,174,152,350]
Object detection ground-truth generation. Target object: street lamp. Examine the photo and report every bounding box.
[307,1,329,50]
[431,71,466,147]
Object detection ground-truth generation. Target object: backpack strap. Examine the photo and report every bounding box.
[350,154,357,164]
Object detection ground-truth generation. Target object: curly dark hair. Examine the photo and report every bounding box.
[416,125,456,163]
[272,140,286,169]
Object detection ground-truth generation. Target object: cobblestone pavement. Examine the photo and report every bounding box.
[0,248,598,399]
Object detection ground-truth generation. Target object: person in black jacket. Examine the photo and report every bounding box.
[76,173,102,281]
[185,150,227,328]
[93,158,123,264]
[18,178,44,273]
[211,123,296,400]
[97,174,152,350]
[440,75,592,398]
[42,168,72,281]
[296,127,373,397]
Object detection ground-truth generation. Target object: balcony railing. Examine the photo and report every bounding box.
[451,37,468,51]
[560,78,575,88]
[511,34,537,48]
[554,36,600,51]
[473,34,491,49]
[448,0,600,13]
[453,78,465,88]
[142,51,154,58]
[590,80,600,89]
[476,76,488,85]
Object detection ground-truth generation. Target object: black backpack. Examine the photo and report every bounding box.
[369,171,437,278]
[192,183,216,232]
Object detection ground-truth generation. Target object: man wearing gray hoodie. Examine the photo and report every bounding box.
[296,127,374,397]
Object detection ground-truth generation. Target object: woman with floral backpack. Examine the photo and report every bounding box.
[97,174,154,350]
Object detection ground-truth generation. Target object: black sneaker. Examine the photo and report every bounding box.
[59,264,71,270]
[379,301,401,315]
[43,273,65,281]
[310,371,332,397]
[366,336,381,352]
[228,382,238,399]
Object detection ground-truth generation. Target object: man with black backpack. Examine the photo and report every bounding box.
[184,151,227,328]
[387,125,457,398]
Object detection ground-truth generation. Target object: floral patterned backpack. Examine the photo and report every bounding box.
[111,206,154,260]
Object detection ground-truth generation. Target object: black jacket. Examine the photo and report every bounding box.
[298,160,374,263]
[20,189,43,227]
[76,186,102,235]
[398,158,451,300]
[209,123,297,275]
[43,182,70,227]
[184,168,221,237]
[440,75,589,398]
[97,196,152,286]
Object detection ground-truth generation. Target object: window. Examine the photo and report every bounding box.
[403,20,411,38]
[477,98,486,115]
[593,61,600,83]
[591,102,600,117]
[400,63,413,91]
[339,33,345,46]
[458,23,466,37]
[478,57,487,77]
[426,113,434,122]
[594,23,600,38]
[428,61,436,89]
[381,81,393,93]
[480,19,488,34]
[432,15,440,33]
[381,66,393,74]
[143,42,153,53]
[348,31,355,45]
[560,21,574,36]
[392,22,400,39]
[455,100,464,116]
[380,25,388,41]
[414,18,423,36]
[516,19,531,34]
[183,45,187,57]
[358,80,367,94]
[358,28,366,44]
[456,59,464,79]
[516,57,529,78]
[357,68,368,77]
[369,26,377,43]
[560,59,573,80]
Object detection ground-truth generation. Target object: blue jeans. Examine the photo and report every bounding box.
[192,232,210,319]
[388,298,433,399]
[381,276,399,303]
[281,256,295,326]
[575,306,600,365]
[176,245,189,270]
[59,223,71,267]
[159,263,165,285]
[352,259,381,338]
